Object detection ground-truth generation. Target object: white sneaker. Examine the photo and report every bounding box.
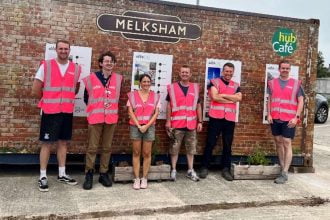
[140,178,148,189]
[170,169,177,181]
[133,178,140,190]
[186,169,200,182]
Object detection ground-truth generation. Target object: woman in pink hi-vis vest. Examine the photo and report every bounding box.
[127,74,160,190]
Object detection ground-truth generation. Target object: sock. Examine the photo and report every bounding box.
[40,169,47,180]
[59,166,66,177]
[187,169,192,173]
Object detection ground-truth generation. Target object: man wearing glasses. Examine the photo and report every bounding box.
[82,51,123,190]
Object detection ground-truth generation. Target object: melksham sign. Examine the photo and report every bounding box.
[97,11,202,43]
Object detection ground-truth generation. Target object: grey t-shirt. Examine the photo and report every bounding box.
[267,78,304,123]
[267,78,305,97]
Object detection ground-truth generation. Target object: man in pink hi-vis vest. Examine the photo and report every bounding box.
[199,62,242,181]
[267,60,304,184]
[82,51,123,190]
[32,40,81,192]
[166,65,203,182]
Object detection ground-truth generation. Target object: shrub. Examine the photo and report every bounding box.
[246,148,271,166]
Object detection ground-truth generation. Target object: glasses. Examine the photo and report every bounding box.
[103,60,115,64]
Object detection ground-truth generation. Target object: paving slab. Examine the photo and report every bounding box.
[0,144,329,219]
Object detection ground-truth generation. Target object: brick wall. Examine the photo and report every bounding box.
[0,0,319,161]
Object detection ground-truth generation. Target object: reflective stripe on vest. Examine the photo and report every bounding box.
[269,78,300,121]
[170,116,197,121]
[170,83,199,112]
[128,90,159,125]
[209,105,236,113]
[39,59,80,113]
[87,108,119,116]
[83,72,122,124]
[43,59,79,92]
[270,107,297,114]
[271,98,297,105]
[42,98,75,104]
[137,116,150,120]
[87,98,118,104]
[167,82,199,130]
[208,78,238,122]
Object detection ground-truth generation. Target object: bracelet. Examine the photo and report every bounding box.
[198,121,203,123]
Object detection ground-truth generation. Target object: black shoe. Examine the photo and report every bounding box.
[99,173,112,187]
[38,177,49,192]
[57,175,78,185]
[222,168,233,181]
[199,167,208,179]
[83,170,93,190]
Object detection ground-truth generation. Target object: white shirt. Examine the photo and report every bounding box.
[35,60,69,82]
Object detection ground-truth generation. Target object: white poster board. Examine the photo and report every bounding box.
[262,64,299,124]
[45,43,92,116]
[131,52,173,119]
[203,59,242,122]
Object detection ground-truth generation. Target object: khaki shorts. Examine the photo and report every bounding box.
[169,129,197,155]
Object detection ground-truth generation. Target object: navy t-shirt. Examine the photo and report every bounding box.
[166,82,201,103]
[208,77,241,93]
[166,82,200,131]
[84,71,111,105]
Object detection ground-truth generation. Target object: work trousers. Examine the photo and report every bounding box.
[202,117,235,169]
[85,123,116,173]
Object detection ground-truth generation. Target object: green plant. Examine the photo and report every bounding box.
[0,147,19,153]
[247,148,271,166]
[292,147,302,154]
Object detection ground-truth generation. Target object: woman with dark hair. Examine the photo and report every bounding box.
[127,74,160,189]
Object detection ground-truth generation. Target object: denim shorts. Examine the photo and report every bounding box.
[270,120,296,139]
[130,125,155,141]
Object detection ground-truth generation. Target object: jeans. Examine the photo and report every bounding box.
[202,117,235,169]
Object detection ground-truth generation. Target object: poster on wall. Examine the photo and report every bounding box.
[45,43,92,117]
[131,52,173,119]
[262,64,299,124]
[203,59,242,122]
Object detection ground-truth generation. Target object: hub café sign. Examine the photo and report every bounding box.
[97,11,202,43]
[272,28,297,56]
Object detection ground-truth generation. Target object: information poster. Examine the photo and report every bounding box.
[131,52,173,119]
[203,59,242,122]
[45,43,92,116]
[262,64,299,124]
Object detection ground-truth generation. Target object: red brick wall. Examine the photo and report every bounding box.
[0,0,318,159]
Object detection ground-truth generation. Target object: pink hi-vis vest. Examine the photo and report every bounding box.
[268,78,300,121]
[38,59,81,114]
[208,78,239,122]
[83,72,122,124]
[167,82,199,130]
[127,90,159,126]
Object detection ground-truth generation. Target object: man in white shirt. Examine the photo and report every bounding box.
[32,40,81,192]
